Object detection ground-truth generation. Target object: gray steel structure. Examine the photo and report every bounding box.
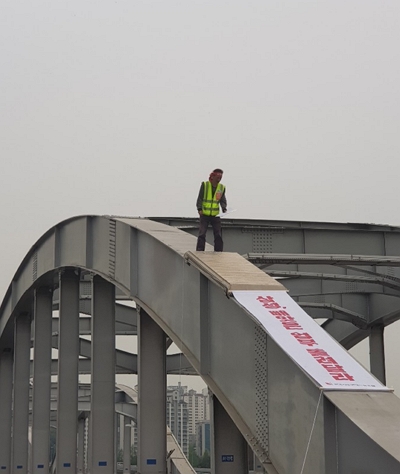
[155,216,400,385]
[1,216,400,473]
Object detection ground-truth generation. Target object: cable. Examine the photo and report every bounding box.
[300,390,323,474]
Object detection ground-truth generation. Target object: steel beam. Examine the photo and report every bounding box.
[245,253,400,267]
[200,274,210,375]
[137,308,166,474]
[12,313,31,474]
[77,417,85,474]
[56,270,80,474]
[211,395,248,474]
[31,287,53,474]
[0,349,13,474]
[123,419,131,474]
[369,325,386,384]
[88,276,116,474]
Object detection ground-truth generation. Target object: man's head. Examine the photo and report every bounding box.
[209,168,223,185]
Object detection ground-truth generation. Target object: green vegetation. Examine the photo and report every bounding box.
[188,444,210,468]
[117,446,137,465]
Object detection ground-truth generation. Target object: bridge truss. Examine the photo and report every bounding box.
[1,216,400,474]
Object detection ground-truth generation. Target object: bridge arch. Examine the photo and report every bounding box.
[1,215,400,474]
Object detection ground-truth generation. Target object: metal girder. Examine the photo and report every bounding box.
[323,306,400,349]
[152,217,400,349]
[2,216,400,473]
[44,335,196,376]
[50,302,138,335]
[267,270,400,292]
[151,216,400,233]
[244,253,400,267]
[298,302,368,329]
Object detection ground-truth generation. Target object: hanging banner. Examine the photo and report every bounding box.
[233,290,390,391]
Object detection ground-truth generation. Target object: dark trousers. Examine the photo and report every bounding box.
[196,215,223,251]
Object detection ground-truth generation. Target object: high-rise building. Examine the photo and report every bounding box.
[166,383,189,455]
[196,421,211,456]
[132,383,210,457]
[184,388,210,446]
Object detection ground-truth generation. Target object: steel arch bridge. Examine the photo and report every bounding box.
[1,215,400,474]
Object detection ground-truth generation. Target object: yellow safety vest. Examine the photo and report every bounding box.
[202,181,225,216]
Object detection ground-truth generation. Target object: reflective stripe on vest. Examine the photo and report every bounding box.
[202,181,225,216]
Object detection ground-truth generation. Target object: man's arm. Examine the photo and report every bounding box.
[196,183,204,214]
[220,189,227,212]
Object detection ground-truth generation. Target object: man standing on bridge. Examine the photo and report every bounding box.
[196,168,227,252]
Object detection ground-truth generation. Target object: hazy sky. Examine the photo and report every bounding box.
[2,1,400,392]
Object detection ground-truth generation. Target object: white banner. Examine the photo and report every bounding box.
[233,290,389,391]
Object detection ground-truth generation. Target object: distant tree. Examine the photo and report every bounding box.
[199,450,210,468]
[117,446,136,465]
[130,446,137,465]
[188,444,200,467]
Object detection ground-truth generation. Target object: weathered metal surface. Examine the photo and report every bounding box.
[1,215,400,473]
[185,251,286,292]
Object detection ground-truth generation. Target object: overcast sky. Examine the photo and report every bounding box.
[2,1,400,392]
